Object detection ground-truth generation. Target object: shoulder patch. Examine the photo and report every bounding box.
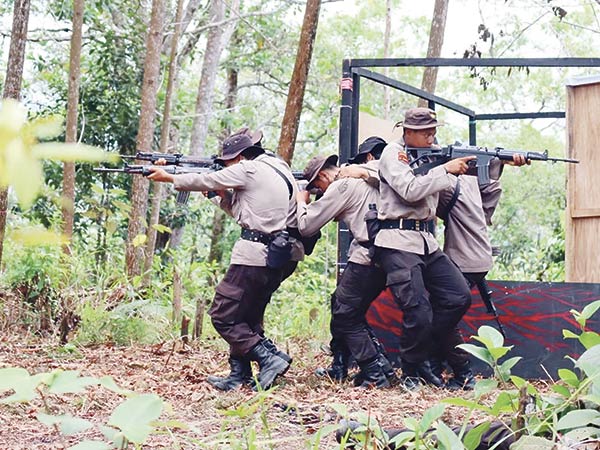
[398,150,409,164]
[337,179,349,193]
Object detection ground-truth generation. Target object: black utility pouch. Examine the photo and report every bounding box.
[266,231,292,269]
[365,203,380,243]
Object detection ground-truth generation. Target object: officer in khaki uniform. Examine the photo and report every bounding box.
[435,154,527,390]
[148,132,295,391]
[375,107,473,390]
[297,152,395,388]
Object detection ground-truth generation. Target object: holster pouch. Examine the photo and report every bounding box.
[266,231,292,269]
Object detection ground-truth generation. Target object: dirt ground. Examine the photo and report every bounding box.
[0,334,495,449]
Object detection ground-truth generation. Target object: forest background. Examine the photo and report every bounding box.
[0,0,599,448]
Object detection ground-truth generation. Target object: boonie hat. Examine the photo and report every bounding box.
[215,134,263,164]
[349,136,387,164]
[233,126,263,146]
[395,107,444,130]
[303,154,338,188]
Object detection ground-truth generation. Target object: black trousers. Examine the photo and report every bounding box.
[330,262,387,364]
[208,264,282,357]
[376,247,471,364]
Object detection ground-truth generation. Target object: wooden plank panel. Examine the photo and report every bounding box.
[566,80,600,282]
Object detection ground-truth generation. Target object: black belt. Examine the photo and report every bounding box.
[240,228,276,245]
[379,218,435,233]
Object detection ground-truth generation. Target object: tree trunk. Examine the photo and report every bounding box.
[189,0,240,156]
[0,0,31,270]
[172,265,182,324]
[143,0,185,286]
[418,0,449,108]
[277,0,321,165]
[125,0,166,279]
[61,0,84,255]
[383,0,392,119]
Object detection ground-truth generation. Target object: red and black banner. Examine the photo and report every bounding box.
[366,281,600,378]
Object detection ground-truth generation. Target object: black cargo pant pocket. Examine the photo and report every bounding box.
[208,280,244,325]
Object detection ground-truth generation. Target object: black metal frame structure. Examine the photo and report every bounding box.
[337,57,600,271]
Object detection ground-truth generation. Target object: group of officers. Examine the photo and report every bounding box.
[148,107,527,392]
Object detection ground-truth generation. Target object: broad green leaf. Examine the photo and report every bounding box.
[59,416,94,436]
[421,404,445,431]
[572,300,600,328]
[500,357,522,373]
[99,376,129,394]
[435,421,464,450]
[556,409,600,431]
[32,142,118,163]
[582,394,600,406]
[108,394,163,444]
[510,434,554,450]
[558,368,579,387]
[510,375,527,388]
[68,441,111,450]
[0,367,30,390]
[388,431,415,447]
[575,345,600,379]
[478,325,505,347]
[442,397,492,414]
[36,412,61,426]
[463,422,490,450]
[474,378,498,397]
[564,426,600,441]
[47,370,98,394]
[550,384,571,398]
[132,234,147,247]
[10,227,69,246]
[579,331,600,350]
[488,346,511,360]
[457,344,494,366]
[0,367,40,403]
[151,223,172,234]
[404,417,419,431]
[27,115,64,139]
[0,99,27,135]
[491,392,515,415]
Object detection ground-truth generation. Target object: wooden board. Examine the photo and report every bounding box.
[566,77,600,282]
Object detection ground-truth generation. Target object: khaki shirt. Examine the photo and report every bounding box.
[375,140,453,255]
[173,156,290,267]
[297,160,380,265]
[437,160,503,273]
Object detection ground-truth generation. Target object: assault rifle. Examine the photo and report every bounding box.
[120,151,218,168]
[407,144,579,184]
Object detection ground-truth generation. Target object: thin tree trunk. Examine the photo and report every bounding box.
[277,0,321,165]
[143,0,185,286]
[418,0,449,108]
[189,0,239,156]
[0,0,31,269]
[61,0,84,255]
[383,0,392,119]
[172,265,182,324]
[125,0,166,279]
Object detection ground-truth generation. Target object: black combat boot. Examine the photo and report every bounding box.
[248,339,291,391]
[416,360,444,387]
[262,337,293,366]
[315,351,349,381]
[400,360,444,390]
[446,361,476,391]
[355,358,390,389]
[207,356,253,391]
[429,356,445,380]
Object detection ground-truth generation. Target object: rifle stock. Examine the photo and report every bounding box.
[475,278,506,338]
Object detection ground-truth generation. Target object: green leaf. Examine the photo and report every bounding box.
[510,375,527,388]
[500,356,522,373]
[151,224,172,234]
[67,441,111,450]
[132,234,147,247]
[99,376,129,395]
[32,143,118,163]
[27,115,64,139]
[556,409,600,431]
[488,346,511,360]
[550,384,571,398]
[0,367,30,391]
[579,331,600,350]
[442,397,492,414]
[0,367,40,403]
[463,422,490,450]
[564,426,600,441]
[0,99,27,135]
[421,404,445,431]
[474,378,498,397]
[435,421,463,450]
[574,300,600,328]
[510,434,554,450]
[388,431,415,447]
[47,370,98,394]
[558,368,579,388]
[491,392,515,415]
[575,345,600,379]
[108,394,163,444]
[4,139,43,208]
[59,416,94,435]
[10,227,69,247]
[478,325,505,347]
[457,344,494,366]
[562,329,579,339]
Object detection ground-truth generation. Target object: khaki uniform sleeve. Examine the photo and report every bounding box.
[379,143,452,202]
[297,179,353,237]
[480,179,502,226]
[173,163,249,192]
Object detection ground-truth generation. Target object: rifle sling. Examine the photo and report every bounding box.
[438,178,461,225]
[258,159,294,200]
